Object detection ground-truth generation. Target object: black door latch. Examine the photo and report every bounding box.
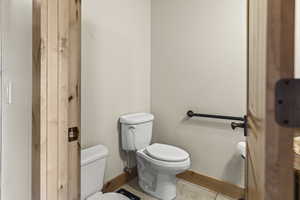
[231,116,248,137]
[68,127,79,142]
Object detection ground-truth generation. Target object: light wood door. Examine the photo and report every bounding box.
[247,0,295,199]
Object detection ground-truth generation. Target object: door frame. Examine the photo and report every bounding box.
[246,0,296,199]
[32,0,81,199]
[32,0,70,199]
[0,0,3,199]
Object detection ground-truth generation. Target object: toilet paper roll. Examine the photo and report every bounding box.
[237,141,246,158]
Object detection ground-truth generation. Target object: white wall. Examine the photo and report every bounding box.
[82,0,151,181]
[0,0,32,199]
[151,0,247,186]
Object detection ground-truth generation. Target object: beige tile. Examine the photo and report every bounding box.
[121,179,157,200]
[176,179,217,200]
[216,194,235,200]
[177,179,217,194]
[118,178,218,200]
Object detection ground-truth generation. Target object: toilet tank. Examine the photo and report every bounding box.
[81,144,109,200]
[120,113,154,151]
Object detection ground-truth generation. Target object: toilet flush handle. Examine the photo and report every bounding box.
[128,125,136,130]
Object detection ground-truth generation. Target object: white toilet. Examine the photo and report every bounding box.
[81,145,130,200]
[120,113,191,200]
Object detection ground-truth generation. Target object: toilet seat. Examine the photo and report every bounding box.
[87,192,130,200]
[137,146,190,170]
[145,143,189,162]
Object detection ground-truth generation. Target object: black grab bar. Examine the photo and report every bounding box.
[187,110,248,136]
[187,110,244,121]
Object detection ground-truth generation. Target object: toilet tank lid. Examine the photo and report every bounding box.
[81,144,109,166]
[120,113,154,125]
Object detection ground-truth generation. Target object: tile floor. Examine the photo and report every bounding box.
[119,178,235,200]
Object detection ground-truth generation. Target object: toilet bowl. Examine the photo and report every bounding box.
[120,113,191,200]
[137,144,190,200]
[81,145,130,200]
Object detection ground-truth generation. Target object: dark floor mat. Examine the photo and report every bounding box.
[116,189,141,200]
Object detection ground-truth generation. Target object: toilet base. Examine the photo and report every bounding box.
[137,155,178,200]
[136,146,191,200]
[138,172,177,200]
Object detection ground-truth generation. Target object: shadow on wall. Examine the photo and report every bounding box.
[178,115,245,187]
[222,153,245,187]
